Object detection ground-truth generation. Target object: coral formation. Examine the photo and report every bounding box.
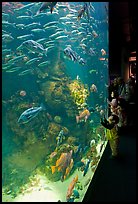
[68,80,90,110]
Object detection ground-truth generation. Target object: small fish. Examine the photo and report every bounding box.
[59,16,70,20]
[49,151,57,158]
[43,25,58,30]
[44,40,55,44]
[83,159,90,176]
[38,61,50,67]
[88,48,96,56]
[90,84,97,92]
[33,13,47,19]
[17,34,34,41]
[92,30,98,38]
[2,49,12,55]
[74,144,82,156]
[55,35,68,40]
[26,57,41,65]
[2,34,14,42]
[89,69,97,74]
[99,58,106,61]
[16,24,25,29]
[49,31,65,39]
[18,103,46,124]
[31,28,46,33]
[78,58,86,65]
[2,13,9,21]
[101,49,106,56]
[43,21,59,27]
[56,130,64,146]
[90,139,96,147]
[17,15,33,20]
[25,22,41,30]
[18,69,33,76]
[2,21,16,28]
[8,55,26,64]
[6,67,22,73]
[36,38,47,43]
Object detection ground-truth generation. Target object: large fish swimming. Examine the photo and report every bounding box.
[17,40,48,56]
[18,103,45,124]
[64,47,86,65]
[36,2,57,14]
[51,150,73,182]
[64,47,78,62]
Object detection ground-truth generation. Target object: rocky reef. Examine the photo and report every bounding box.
[2,52,106,199]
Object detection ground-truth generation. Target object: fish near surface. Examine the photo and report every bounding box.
[18,103,45,124]
[37,2,57,14]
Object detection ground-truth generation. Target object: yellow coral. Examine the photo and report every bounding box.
[68,80,89,109]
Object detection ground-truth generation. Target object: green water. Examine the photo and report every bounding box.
[2,2,108,202]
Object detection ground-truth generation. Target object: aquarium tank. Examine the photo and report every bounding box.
[2,2,109,202]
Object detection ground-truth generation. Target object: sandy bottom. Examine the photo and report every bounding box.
[2,168,94,202]
[2,142,107,202]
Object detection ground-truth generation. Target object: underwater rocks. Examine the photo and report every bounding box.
[54,116,62,124]
[62,127,69,135]
[41,81,64,110]
[67,136,78,145]
[48,60,66,78]
[23,132,37,147]
[40,80,76,118]
[37,69,49,79]
[47,122,61,136]
[68,80,90,110]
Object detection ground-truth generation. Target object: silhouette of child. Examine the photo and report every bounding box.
[101,114,119,158]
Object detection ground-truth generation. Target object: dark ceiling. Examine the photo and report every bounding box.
[109,2,136,52]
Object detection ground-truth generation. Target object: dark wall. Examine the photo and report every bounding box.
[109,2,136,80]
[109,2,123,77]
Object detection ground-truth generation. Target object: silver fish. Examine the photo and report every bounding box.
[31,28,46,33]
[26,57,40,65]
[18,69,33,76]
[55,35,68,40]
[43,21,59,27]
[17,40,48,56]
[17,34,34,41]
[25,22,41,30]
[38,61,50,67]
[8,55,26,64]
[18,104,45,124]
